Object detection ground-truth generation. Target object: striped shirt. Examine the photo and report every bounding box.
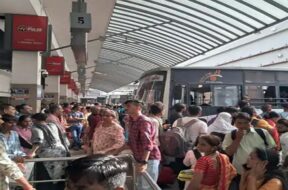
[194,155,220,186]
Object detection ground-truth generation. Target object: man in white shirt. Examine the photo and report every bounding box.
[172,106,208,143]
[222,112,275,175]
[277,118,288,165]
[172,105,207,190]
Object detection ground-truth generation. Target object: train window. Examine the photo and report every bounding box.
[213,86,240,107]
[277,72,288,83]
[189,85,212,106]
[136,74,165,105]
[245,86,276,106]
[245,71,275,83]
[172,85,187,105]
[280,86,288,103]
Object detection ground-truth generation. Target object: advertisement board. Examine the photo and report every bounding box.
[60,71,71,84]
[12,15,48,51]
[45,56,65,75]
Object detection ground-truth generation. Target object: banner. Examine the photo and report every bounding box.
[45,56,65,75]
[12,15,48,51]
[60,71,71,84]
[68,79,76,90]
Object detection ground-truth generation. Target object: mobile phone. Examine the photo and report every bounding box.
[242,164,251,170]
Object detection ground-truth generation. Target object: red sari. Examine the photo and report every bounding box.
[193,152,236,190]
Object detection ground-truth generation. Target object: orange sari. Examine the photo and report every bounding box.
[201,153,237,190]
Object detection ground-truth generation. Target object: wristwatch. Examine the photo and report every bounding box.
[138,160,148,164]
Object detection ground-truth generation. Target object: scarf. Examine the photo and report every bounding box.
[208,112,236,134]
[200,153,237,190]
[34,123,57,149]
[217,153,237,190]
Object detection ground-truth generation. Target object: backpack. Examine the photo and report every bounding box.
[159,118,198,158]
[231,128,268,146]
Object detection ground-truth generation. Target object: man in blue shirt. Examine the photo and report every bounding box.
[0,114,26,160]
[68,105,84,150]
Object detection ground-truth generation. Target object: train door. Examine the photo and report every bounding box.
[189,85,212,106]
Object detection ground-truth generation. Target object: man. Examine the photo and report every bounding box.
[123,99,161,190]
[172,106,207,189]
[0,141,34,190]
[237,100,250,109]
[222,112,275,175]
[0,114,26,160]
[47,104,68,132]
[241,106,274,134]
[65,154,128,190]
[173,106,208,143]
[0,104,16,116]
[16,104,33,117]
[47,104,70,147]
[168,103,186,125]
[68,105,84,150]
[94,102,102,109]
[277,119,288,165]
[260,103,272,118]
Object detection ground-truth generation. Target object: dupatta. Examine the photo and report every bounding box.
[217,153,237,190]
[201,153,237,190]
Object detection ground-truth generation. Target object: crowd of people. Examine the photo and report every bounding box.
[0,99,288,190]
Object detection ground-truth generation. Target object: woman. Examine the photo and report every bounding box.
[92,109,125,155]
[187,135,236,190]
[240,148,287,190]
[208,112,236,141]
[13,115,33,154]
[30,113,70,190]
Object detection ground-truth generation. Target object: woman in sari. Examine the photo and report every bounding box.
[187,135,236,190]
[92,109,125,155]
[208,112,236,142]
[13,115,33,154]
[240,148,287,190]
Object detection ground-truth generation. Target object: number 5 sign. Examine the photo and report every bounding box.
[70,12,92,32]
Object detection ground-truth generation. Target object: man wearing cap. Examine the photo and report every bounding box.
[123,100,161,190]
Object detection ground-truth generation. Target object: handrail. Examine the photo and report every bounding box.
[24,155,87,162]
[142,171,162,190]
[14,154,161,190]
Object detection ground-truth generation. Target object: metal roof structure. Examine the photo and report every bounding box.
[90,0,288,92]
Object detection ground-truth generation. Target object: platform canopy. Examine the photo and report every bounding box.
[91,0,288,92]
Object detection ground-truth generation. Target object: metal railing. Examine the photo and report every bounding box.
[10,154,161,190]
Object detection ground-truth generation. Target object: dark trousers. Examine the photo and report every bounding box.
[169,157,189,190]
[34,162,65,190]
[229,174,241,190]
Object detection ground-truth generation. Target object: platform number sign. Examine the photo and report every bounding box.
[70,12,91,32]
[78,17,84,24]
